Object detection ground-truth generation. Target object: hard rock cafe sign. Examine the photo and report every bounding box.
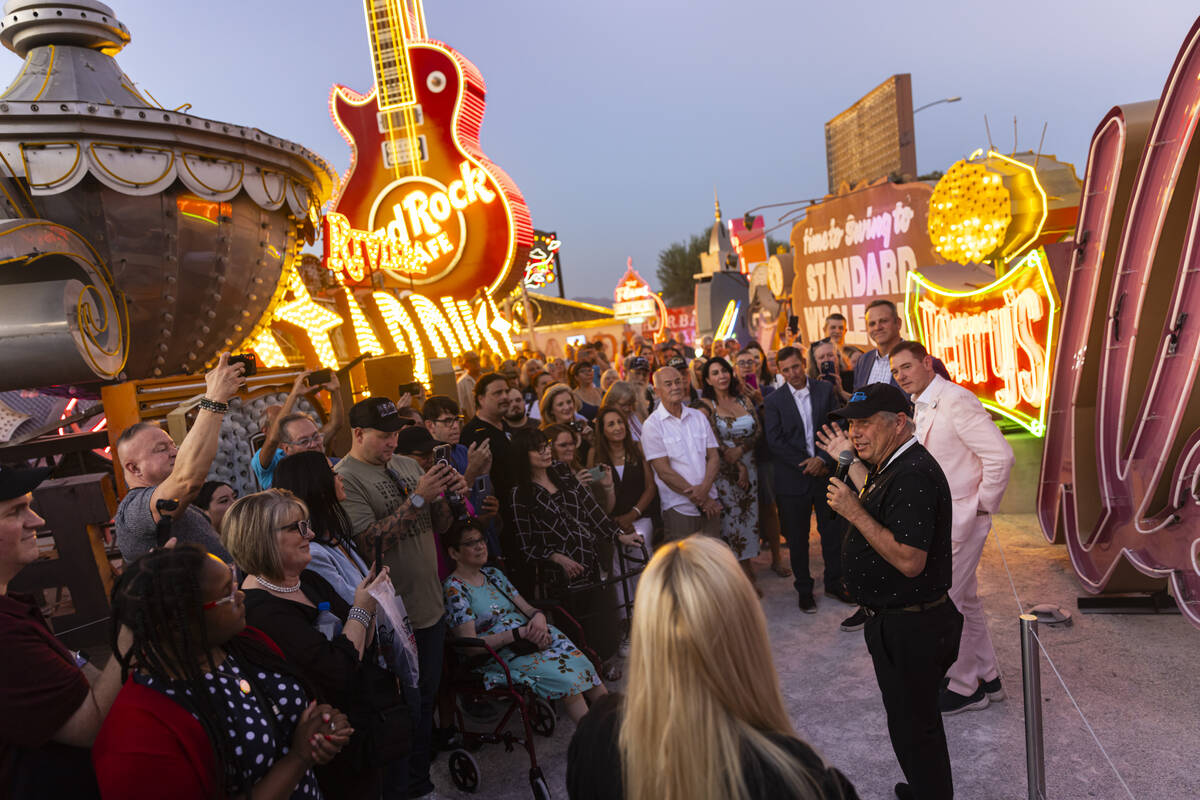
[245,0,533,379]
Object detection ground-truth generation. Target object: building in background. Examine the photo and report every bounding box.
[824,74,917,192]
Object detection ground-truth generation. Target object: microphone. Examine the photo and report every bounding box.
[833,450,855,483]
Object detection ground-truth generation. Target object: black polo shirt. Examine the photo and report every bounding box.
[842,439,953,609]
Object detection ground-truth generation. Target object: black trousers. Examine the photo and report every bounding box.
[776,491,845,596]
[863,600,964,800]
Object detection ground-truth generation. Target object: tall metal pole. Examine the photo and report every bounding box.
[1020,613,1047,800]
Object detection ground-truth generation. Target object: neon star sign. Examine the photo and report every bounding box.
[905,248,1059,436]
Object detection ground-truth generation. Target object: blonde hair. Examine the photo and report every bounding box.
[602,380,647,422]
[538,382,578,427]
[221,489,307,580]
[621,536,825,800]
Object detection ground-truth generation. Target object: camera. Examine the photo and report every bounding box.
[228,353,257,376]
[567,419,584,433]
[306,368,332,387]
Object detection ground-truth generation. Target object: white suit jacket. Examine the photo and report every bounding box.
[912,375,1014,513]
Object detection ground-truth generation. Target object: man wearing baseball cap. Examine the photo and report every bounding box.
[334,395,465,799]
[0,466,126,798]
[822,383,962,800]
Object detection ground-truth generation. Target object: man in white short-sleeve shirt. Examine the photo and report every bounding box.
[640,366,721,542]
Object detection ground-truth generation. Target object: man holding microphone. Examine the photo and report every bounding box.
[821,384,962,800]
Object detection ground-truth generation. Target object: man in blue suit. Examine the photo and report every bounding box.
[764,345,848,612]
[853,299,950,389]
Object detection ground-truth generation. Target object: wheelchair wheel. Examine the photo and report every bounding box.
[530,697,557,737]
[448,749,480,793]
[530,766,552,800]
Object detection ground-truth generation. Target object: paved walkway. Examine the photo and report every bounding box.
[430,514,1200,799]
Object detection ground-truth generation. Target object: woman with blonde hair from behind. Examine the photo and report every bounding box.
[566,535,858,800]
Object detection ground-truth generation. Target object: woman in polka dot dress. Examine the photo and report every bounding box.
[93,545,352,800]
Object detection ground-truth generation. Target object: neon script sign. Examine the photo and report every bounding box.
[905,248,1058,436]
[323,159,499,283]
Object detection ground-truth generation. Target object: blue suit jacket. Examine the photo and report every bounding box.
[764,378,842,497]
[853,347,950,390]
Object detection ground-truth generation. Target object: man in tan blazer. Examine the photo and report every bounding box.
[890,340,1014,715]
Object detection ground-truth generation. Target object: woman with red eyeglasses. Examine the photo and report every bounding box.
[93,544,351,800]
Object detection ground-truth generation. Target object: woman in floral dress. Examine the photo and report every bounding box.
[442,524,607,724]
[698,356,762,593]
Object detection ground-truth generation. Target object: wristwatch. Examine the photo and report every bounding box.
[410,494,426,510]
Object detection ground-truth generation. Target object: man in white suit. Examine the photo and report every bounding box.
[890,341,1014,715]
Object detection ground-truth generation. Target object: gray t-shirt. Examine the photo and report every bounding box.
[114,486,232,563]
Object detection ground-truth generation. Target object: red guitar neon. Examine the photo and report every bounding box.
[327,0,532,301]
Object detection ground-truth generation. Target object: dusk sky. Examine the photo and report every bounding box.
[47,0,1200,302]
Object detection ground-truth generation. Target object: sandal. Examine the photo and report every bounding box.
[771,561,793,578]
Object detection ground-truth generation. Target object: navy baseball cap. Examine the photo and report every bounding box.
[0,465,53,502]
[829,383,913,421]
[629,356,649,371]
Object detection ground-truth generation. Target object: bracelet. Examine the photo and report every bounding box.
[347,606,372,627]
[197,397,229,414]
[632,505,642,518]
[512,625,523,642]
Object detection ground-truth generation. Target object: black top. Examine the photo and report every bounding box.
[842,440,953,608]
[462,416,513,496]
[242,571,393,799]
[595,450,656,522]
[510,462,623,573]
[566,693,859,800]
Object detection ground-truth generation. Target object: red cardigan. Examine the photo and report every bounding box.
[91,628,286,800]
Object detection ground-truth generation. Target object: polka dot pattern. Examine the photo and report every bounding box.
[843,442,954,608]
[136,654,323,798]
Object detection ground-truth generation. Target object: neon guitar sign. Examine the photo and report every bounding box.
[326,0,532,299]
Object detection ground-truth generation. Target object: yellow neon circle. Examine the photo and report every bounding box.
[927,159,1011,264]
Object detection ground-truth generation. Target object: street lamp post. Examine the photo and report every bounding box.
[914,96,962,114]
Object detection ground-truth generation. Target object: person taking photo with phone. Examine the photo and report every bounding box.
[254,369,346,489]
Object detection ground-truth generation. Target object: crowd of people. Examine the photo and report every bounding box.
[1,297,1016,800]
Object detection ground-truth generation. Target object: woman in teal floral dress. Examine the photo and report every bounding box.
[698,356,762,594]
[443,524,607,724]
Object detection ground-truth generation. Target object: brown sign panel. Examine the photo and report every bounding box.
[789,180,936,347]
[825,74,917,192]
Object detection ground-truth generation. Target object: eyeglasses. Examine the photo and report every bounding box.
[531,441,551,454]
[458,536,487,549]
[434,416,464,425]
[202,562,239,610]
[280,519,314,540]
[284,431,324,449]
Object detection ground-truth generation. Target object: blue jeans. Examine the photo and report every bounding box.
[385,621,445,799]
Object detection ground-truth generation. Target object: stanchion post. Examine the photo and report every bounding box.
[1020,613,1047,800]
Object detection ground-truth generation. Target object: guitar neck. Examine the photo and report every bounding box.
[363,0,427,110]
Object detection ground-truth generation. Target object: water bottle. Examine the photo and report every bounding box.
[314,601,343,640]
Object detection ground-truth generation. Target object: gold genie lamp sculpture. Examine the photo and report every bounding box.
[0,0,334,389]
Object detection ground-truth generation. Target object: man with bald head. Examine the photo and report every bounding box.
[640,366,721,542]
[113,354,244,562]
